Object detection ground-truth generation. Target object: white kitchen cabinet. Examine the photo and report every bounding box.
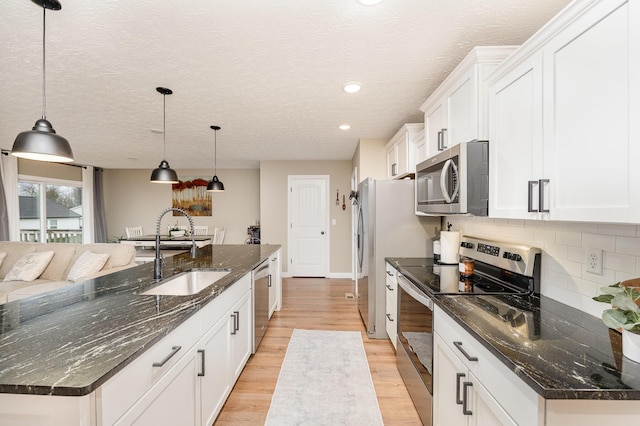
[488,52,544,219]
[385,123,423,179]
[100,272,253,426]
[384,262,398,350]
[268,249,282,318]
[199,284,252,426]
[433,306,539,426]
[414,129,427,164]
[489,0,640,223]
[420,46,516,160]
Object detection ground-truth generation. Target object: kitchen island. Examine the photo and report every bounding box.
[0,244,280,424]
[388,257,640,424]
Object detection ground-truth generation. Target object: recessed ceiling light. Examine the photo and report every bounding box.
[342,82,362,94]
[356,0,382,6]
[338,124,351,130]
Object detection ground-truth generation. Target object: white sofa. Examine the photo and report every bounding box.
[0,242,137,303]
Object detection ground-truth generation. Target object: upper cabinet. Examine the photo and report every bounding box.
[489,0,638,222]
[420,46,517,159]
[385,123,423,179]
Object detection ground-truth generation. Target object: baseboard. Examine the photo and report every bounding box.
[281,272,354,279]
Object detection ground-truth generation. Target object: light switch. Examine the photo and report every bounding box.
[332,219,336,226]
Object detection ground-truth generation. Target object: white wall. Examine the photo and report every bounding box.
[103,168,259,244]
[445,216,640,319]
[259,160,352,276]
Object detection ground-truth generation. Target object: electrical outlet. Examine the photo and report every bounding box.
[586,248,603,275]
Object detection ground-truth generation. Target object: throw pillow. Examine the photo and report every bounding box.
[67,251,110,282]
[4,251,55,282]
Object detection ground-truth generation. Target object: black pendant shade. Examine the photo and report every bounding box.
[12,0,74,163]
[207,175,225,192]
[207,125,225,192]
[150,87,178,184]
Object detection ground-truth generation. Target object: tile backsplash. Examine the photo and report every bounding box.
[445,216,640,319]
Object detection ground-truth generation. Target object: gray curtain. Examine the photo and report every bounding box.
[93,167,108,243]
[0,153,11,241]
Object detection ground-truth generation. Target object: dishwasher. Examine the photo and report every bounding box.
[252,259,270,353]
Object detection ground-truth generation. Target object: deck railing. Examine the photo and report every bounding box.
[19,229,83,243]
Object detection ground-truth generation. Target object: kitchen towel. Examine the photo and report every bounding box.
[440,231,460,264]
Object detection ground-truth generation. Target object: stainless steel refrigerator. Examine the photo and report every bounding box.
[356,178,436,339]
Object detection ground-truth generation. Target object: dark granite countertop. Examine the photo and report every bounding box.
[387,257,640,400]
[0,244,280,396]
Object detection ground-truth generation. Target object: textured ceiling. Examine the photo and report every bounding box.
[0,0,572,170]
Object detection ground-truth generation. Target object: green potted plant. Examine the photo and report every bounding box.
[593,282,640,362]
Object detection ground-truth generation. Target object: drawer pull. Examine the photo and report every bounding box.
[385,284,394,291]
[386,313,394,322]
[462,382,473,415]
[455,372,465,404]
[453,341,478,362]
[152,345,182,367]
[386,270,394,276]
[231,312,238,335]
[197,349,205,377]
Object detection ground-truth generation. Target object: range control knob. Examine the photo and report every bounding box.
[460,242,474,249]
[503,251,510,259]
[513,254,522,262]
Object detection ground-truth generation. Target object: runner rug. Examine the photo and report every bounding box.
[265,329,384,426]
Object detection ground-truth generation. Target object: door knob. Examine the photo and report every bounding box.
[321,231,325,235]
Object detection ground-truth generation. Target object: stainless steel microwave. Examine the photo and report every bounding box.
[415,140,488,216]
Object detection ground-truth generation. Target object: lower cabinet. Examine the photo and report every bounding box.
[102,273,253,426]
[199,288,252,425]
[384,262,398,350]
[268,249,282,319]
[433,305,538,426]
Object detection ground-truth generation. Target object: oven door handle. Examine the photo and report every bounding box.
[398,274,433,310]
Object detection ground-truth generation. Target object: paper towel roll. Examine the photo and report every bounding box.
[440,231,460,264]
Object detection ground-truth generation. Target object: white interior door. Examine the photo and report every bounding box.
[288,175,329,277]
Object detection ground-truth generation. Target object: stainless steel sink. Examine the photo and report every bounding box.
[141,270,231,296]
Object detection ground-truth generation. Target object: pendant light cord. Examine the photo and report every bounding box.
[214,129,217,174]
[41,4,47,120]
[162,92,166,160]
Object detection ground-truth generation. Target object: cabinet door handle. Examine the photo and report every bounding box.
[437,130,443,151]
[391,163,398,176]
[386,313,394,322]
[462,382,473,415]
[455,372,465,405]
[453,341,478,361]
[385,284,394,291]
[231,312,238,335]
[197,349,205,377]
[386,270,394,276]
[234,311,240,332]
[268,274,272,288]
[441,128,448,149]
[538,179,549,213]
[527,180,537,212]
[152,346,182,367]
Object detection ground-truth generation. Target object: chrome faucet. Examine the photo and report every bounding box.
[154,207,197,280]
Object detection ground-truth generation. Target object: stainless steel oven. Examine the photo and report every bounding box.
[396,273,433,425]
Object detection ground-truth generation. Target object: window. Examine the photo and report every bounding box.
[18,177,83,243]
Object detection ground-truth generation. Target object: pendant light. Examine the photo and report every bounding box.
[206,125,225,192]
[12,0,74,163]
[150,87,178,183]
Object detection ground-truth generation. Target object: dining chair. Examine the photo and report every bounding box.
[192,225,209,236]
[125,226,143,238]
[213,228,226,244]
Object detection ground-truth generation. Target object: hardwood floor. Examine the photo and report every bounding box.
[214,277,422,425]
